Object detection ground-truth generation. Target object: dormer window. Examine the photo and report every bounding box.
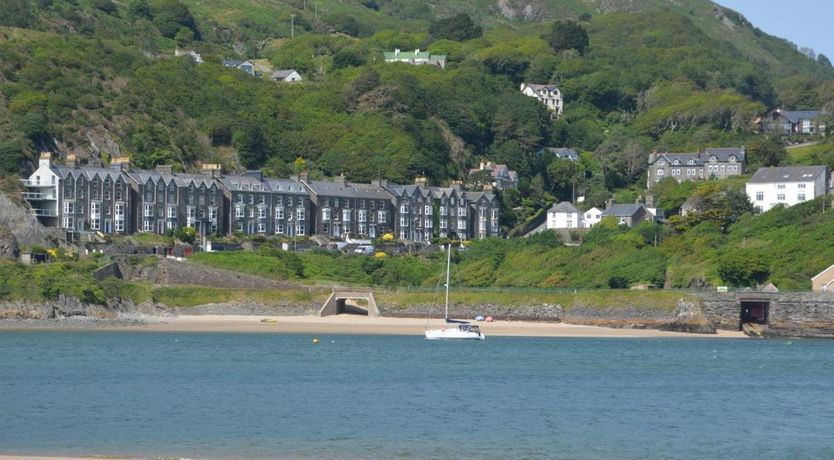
[729,156,736,163]
[687,159,695,165]
[710,156,717,162]
[673,160,680,165]
[659,160,666,166]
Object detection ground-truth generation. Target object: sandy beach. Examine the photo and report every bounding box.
[98,314,747,338]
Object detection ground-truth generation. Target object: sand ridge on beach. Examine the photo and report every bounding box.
[97,314,747,338]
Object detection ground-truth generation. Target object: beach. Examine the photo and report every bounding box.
[92,314,748,338]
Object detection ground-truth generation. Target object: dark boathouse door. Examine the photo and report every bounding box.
[739,300,769,330]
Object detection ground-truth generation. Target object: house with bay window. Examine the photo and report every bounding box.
[303,175,394,239]
[647,147,745,188]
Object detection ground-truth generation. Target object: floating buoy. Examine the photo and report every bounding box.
[312,337,320,344]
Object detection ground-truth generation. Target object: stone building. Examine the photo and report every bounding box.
[647,147,746,188]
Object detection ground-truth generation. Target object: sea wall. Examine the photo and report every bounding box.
[700,291,834,337]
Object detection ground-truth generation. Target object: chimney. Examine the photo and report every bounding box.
[200,163,222,178]
[414,176,428,186]
[648,150,656,164]
[155,164,173,175]
[645,193,655,207]
[371,178,388,187]
[335,173,346,186]
[39,152,51,169]
[298,169,309,183]
[479,161,485,170]
[66,153,77,169]
[395,48,400,55]
[110,155,131,172]
[606,197,615,209]
[483,183,494,192]
[415,48,420,54]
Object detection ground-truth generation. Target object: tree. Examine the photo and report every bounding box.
[127,0,153,19]
[174,27,194,49]
[332,49,365,69]
[429,13,482,41]
[0,0,34,27]
[152,0,199,39]
[544,20,589,55]
[91,0,118,15]
[818,54,832,68]
[718,249,770,287]
[747,138,786,170]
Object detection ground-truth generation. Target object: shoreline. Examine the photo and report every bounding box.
[0,314,747,338]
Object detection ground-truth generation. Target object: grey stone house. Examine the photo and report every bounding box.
[266,177,311,237]
[127,166,224,238]
[303,175,394,239]
[221,171,274,236]
[761,110,827,135]
[647,147,746,188]
[600,204,649,227]
[53,163,134,235]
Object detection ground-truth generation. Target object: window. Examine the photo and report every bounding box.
[400,216,408,227]
[208,208,217,220]
[777,194,785,201]
[296,224,305,236]
[275,223,285,235]
[659,160,666,166]
[258,208,267,219]
[168,206,177,218]
[358,210,367,222]
[798,183,806,189]
[62,216,74,229]
[257,223,266,233]
[358,223,366,235]
[425,217,431,228]
[235,205,244,219]
[259,195,266,205]
[166,221,175,230]
[115,204,124,218]
[296,208,305,220]
[756,192,764,201]
[91,202,101,217]
[360,200,365,209]
[777,184,785,190]
[458,219,466,230]
[424,205,432,215]
[236,194,244,204]
[342,209,351,222]
[798,193,806,201]
[91,218,100,230]
[657,169,664,176]
[321,208,330,221]
[248,208,255,218]
[187,207,196,219]
[64,201,74,215]
[143,220,152,232]
[458,207,466,217]
[440,218,447,229]
[115,219,124,232]
[378,211,386,223]
[440,206,447,216]
[400,203,409,213]
[248,194,254,204]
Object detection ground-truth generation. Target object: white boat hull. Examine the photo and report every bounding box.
[425,326,485,340]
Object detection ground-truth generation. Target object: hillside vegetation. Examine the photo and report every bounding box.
[0,0,832,230]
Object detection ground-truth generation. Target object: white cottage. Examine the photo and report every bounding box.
[546,202,583,229]
[583,206,602,228]
[520,83,563,116]
[746,165,828,213]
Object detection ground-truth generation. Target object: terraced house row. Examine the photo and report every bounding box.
[22,153,501,242]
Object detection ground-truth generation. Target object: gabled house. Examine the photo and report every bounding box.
[468,161,518,190]
[761,109,827,135]
[222,59,257,76]
[583,207,602,228]
[540,147,579,162]
[220,171,273,236]
[383,49,446,69]
[520,83,563,116]
[266,177,311,237]
[647,148,745,188]
[270,69,302,82]
[379,180,434,242]
[745,165,828,213]
[22,153,135,236]
[546,202,583,229]
[600,204,649,227]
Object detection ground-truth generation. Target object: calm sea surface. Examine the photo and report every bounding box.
[1,331,833,459]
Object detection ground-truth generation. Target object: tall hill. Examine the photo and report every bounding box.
[0,0,831,229]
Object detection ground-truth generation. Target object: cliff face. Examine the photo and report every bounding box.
[0,191,59,258]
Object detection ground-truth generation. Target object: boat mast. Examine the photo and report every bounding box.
[444,243,451,321]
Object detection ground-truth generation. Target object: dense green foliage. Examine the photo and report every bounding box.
[429,13,482,41]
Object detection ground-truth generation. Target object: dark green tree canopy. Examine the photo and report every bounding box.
[429,13,483,41]
[544,20,589,55]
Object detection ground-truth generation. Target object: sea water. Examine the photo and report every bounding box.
[1,331,833,459]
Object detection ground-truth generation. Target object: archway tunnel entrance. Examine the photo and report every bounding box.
[739,300,769,330]
[335,298,370,316]
[320,291,379,317]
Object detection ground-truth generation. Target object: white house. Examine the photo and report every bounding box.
[21,152,61,227]
[746,165,828,213]
[520,83,563,116]
[546,202,583,229]
[583,207,602,228]
[270,69,302,82]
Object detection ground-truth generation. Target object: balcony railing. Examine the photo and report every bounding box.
[20,179,55,187]
[31,208,58,217]
[21,191,57,200]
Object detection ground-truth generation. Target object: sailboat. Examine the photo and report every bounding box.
[424,244,485,340]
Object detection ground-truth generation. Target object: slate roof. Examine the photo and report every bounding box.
[523,83,560,93]
[652,147,745,166]
[304,179,393,200]
[776,110,822,123]
[541,147,578,161]
[548,201,581,214]
[220,174,270,192]
[704,147,746,162]
[270,70,299,79]
[222,59,244,68]
[52,165,128,182]
[468,163,518,182]
[601,204,645,217]
[747,166,827,184]
[266,178,309,195]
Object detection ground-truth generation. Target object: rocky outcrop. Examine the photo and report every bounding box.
[660,297,716,334]
[0,192,59,256]
[380,303,564,321]
[0,294,159,320]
